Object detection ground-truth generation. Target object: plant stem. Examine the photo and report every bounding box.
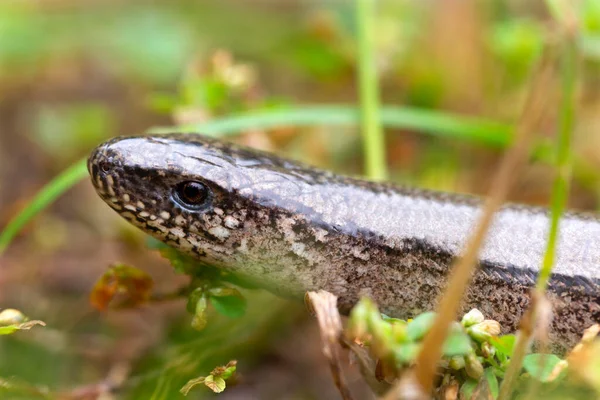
[412,52,555,396]
[498,7,578,399]
[0,106,512,257]
[184,106,511,147]
[497,323,536,400]
[0,158,88,255]
[536,31,577,292]
[356,0,387,180]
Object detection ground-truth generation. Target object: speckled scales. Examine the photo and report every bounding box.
[88,134,600,352]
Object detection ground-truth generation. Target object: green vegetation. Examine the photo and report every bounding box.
[0,105,513,256]
[1,1,600,399]
[345,298,571,399]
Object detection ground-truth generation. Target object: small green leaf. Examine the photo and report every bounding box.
[448,356,465,370]
[406,312,436,341]
[181,361,237,395]
[465,352,484,380]
[0,326,18,335]
[381,314,405,324]
[523,354,563,382]
[191,296,208,331]
[186,288,205,314]
[484,367,499,398]
[220,365,237,381]
[491,334,516,357]
[203,375,226,393]
[369,316,392,339]
[347,298,372,339]
[394,342,420,364]
[460,379,478,400]
[390,320,408,342]
[443,328,473,357]
[211,360,237,381]
[209,294,247,318]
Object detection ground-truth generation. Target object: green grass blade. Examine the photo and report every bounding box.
[150,105,513,148]
[0,105,513,256]
[0,158,89,254]
[497,6,578,400]
[536,33,577,291]
[356,0,387,180]
[379,107,511,147]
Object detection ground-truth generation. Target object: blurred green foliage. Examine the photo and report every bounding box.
[34,104,114,160]
[489,19,544,82]
[1,1,600,399]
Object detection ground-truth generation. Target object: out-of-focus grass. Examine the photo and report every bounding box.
[536,7,577,293]
[356,0,387,180]
[181,106,512,146]
[0,158,88,255]
[0,105,513,256]
[2,1,600,399]
[0,2,303,85]
[498,2,579,398]
[413,48,556,396]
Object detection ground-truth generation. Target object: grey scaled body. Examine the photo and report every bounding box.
[88,134,600,352]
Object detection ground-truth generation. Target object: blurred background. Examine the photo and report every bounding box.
[1,1,600,399]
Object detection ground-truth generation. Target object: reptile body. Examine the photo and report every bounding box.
[88,134,600,351]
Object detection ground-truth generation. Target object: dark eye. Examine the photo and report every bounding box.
[173,181,212,211]
[99,161,111,173]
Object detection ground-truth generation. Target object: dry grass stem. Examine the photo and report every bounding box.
[498,292,552,400]
[520,293,554,400]
[409,51,558,396]
[502,8,579,397]
[342,337,391,395]
[306,290,355,400]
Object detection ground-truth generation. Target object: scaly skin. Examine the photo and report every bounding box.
[88,134,600,352]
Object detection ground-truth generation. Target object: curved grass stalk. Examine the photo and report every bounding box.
[0,158,89,254]
[150,105,512,148]
[0,105,511,255]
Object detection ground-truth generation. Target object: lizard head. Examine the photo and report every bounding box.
[87,133,328,270]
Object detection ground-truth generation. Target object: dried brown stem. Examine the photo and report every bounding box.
[341,336,391,395]
[406,51,557,397]
[306,290,355,400]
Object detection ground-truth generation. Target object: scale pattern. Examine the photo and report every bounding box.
[88,134,600,352]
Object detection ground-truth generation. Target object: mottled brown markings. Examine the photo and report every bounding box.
[88,133,600,353]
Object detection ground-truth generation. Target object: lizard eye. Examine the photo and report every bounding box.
[99,160,111,174]
[173,181,212,211]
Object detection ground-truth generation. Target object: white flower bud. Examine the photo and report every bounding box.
[461,309,484,327]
